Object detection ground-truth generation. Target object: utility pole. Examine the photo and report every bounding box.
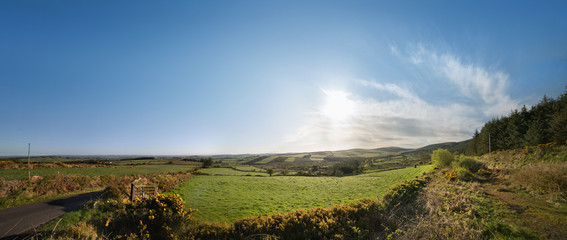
[488,133,491,154]
[28,143,31,181]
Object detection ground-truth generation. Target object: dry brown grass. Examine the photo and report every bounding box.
[377,172,486,240]
[53,221,98,240]
[511,162,567,201]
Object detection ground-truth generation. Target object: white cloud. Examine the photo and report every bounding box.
[407,44,519,116]
[283,80,479,151]
[282,45,519,152]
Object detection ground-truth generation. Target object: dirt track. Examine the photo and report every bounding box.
[0,191,102,240]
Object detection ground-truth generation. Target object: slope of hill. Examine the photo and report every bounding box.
[407,139,470,154]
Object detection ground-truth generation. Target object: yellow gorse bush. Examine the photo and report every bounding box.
[100,193,196,240]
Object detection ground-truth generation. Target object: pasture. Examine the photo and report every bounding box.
[176,165,433,222]
[197,167,269,176]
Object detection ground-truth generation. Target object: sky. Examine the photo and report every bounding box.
[1,1,566,156]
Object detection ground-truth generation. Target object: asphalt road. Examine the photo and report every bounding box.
[0,191,103,240]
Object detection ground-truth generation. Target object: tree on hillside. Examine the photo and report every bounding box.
[202,158,213,168]
[267,168,274,177]
[431,149,454,168]
[465,130,480,156]
[524,114,549,146]
[466,88,567,155]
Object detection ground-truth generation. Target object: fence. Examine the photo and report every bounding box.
[130,184,158,201]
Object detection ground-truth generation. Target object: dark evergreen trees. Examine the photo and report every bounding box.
[466,89,567,155]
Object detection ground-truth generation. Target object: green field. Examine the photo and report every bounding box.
[232,166,265,172]
[176,165,433,222]
[198,167,270,176]
[0,164,199,180]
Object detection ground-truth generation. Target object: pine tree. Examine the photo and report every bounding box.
[550,91,567,144]
[466,87,567,155]
[465,129,480,155]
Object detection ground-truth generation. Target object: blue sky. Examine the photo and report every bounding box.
[1,1,566,155]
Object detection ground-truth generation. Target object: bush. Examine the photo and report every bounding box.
[381,178,426,209]
[477,168,492,177]
[512,162,567,200]
[444,168,473,181]
[459,158,484,173]
[202,158,213,168]
[330,159,363,176]
[0,161,19,169]
[101,186,123,199]
[432,149,454,168]
[185,198,382,240]
[455,168,473,181]
[100,193,195,239]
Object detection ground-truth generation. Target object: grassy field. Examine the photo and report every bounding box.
[176,165,433,223]
[231,166,265,172]
[0,164,199,180]
[198,167,270,176]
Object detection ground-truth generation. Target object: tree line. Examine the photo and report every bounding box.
[466,88,567,155]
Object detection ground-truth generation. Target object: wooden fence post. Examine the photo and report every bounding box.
[130,183,135,201]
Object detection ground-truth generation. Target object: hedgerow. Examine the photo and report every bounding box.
[183,198,381,240]
[381,178,427,209]
[0,170,193,209]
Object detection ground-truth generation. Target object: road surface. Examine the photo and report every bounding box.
[0,191,103,240]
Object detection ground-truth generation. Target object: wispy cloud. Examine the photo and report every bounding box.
[406,44,519,116]
[282,44,519,152]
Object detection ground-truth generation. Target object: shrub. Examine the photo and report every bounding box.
[459,158,485,173]
[225,198,380,239]
[512,162,567,200]
[100,193,195,240]
[34,176,81,195]
[0,161,19,169]
[202,158,213,168]
[444,168,473,181]
[151,171,192,192]
[455,168,473,181]
[72,176,91,188]
[101,186,123,199]
[477,168,492,177]
[381,178,426,209]
[192,170,210,175]
[432,149,454,168]
[332,159,364,175]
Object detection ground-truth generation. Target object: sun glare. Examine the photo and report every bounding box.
[321,89,355,121]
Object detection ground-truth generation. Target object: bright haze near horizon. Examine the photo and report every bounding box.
[1,1,566,156]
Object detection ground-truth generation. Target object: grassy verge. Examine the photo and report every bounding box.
[390,146,567,239]
[0,187,104,210]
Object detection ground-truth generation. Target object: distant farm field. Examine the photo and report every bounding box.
[0,164,199,180]
[176,165,433,222]
[198,167,270,176]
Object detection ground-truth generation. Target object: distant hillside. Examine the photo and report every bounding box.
[407,140,471,154]
[373,147,412,153]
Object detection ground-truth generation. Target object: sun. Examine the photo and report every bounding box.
[321,89,355,121]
